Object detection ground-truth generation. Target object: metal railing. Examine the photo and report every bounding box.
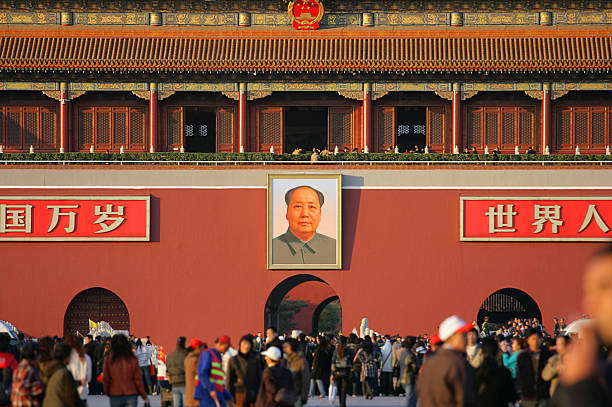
[0,160,611,167]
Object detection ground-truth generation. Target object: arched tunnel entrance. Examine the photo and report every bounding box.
[264,274,341,335]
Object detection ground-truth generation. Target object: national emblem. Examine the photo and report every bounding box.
[288,0,324,30]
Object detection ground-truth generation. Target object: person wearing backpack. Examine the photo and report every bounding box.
[0,334,18,407]
[255,347,294,407]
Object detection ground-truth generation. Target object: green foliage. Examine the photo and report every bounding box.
[318,300,342,335]
[0,152,610,163]
[278,296,310,334]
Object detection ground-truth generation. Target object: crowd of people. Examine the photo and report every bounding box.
[2,246,612,407]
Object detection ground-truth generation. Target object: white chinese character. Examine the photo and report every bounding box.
[93,204,125,234]
[532,205,564,234]
[578,204,610,233]
[0,204,32,233]
[485,204,518,233]
[47,205,79,233]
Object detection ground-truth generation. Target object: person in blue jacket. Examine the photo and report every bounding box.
[194,336,234,407]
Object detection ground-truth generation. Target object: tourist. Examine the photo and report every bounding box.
[254,347,293,407]
[133,340,152,395]
[416,315,477,407]
[516,328,553,406]
[263,329,282,353]
[473,338,518,407]
[227,335,263,407]
[102,335,149,407]
[466,329,483,368]
[308,336,331,398]
[379,336,393,396]
[398,336,419,407]
[282,339,308,407]
[83,337,98,396]
[184,339,206,407]
[330,338,352,407]
[166,336,188,407]
[64,335,92,406]
[552,245,612,406]
[42,344,82,407]
[542,335,571,397]
[194,336,233,407]
[0,334,18,407]
[11,341,44,407]
[354,341,377,400]
[502,337,524,382]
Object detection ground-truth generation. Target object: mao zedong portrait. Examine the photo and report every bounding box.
[272,185,336,265]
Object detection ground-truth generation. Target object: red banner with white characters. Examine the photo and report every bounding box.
[461,197,612,241]
[0,196,149,241]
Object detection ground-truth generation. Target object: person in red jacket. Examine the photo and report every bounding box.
[103,335,149,407]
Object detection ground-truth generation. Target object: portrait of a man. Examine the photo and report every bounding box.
[268,175,341,269]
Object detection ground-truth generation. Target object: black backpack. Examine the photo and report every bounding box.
[0,365,13,406]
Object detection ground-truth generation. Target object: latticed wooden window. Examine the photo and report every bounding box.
[466,106,536,151]
[258,107,282,151]
[556,106,612,152]
[0,106,57,151]
[167,107,183,149]
[378,107,395,151]
[427,107,445,147]
[467,108,482,146]
[217,107,234,152]
[329,107,353,148]
[78,106,147,151]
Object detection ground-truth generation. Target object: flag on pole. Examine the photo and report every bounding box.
[89,319,98,330]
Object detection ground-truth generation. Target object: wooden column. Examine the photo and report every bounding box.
[542,82,552,154]
[149,82,158,153]
[59,82,69,153]
[452,82,461,153]
[239,83,247,152]
[363,83,372,153]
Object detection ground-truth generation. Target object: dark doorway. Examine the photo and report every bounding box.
[265,274,341,335]
[284,107,328,153]
[184,107,216,152]
[397,106,426,152]
[63,287,130,336]
[477,288,542,326]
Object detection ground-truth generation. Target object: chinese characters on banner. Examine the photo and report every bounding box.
[461,197,612,241]
[0,196,150,241]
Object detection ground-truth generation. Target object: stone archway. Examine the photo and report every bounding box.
[264,274,341,334]
[63,287,130,336]
[477,288,542,326]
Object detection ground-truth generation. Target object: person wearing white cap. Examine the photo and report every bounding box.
[255,347,295,407]
[416,315,477,407]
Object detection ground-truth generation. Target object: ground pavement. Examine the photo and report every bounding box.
[86,395,407,407]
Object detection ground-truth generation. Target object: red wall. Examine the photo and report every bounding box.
[1,188,605,348]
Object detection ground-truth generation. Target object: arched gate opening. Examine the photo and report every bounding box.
[63,287,130,336]
[477,288,542,326]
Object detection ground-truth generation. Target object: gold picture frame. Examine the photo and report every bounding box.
[267,174,342,269]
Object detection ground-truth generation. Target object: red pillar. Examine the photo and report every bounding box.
[363,83,372,153]
[59,82,69,153]
[452,82,461,153]
[542,83,552,154]
[239,83,247,152]
[149,82,158,153]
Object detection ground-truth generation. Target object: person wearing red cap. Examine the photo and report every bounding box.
[416,316,477,407]
[194,336,233,407]
[185,339,207,407]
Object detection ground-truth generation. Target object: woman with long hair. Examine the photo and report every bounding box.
[133,339,152,394]
[309,336,331,398]
[65,334,92,405]
[354,341,377,400]
[102,335,149,407]
[331,338,352,407]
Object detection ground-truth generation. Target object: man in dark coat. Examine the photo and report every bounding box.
[416,315,477,407]
[255,347,294,407]
[166,337,189,407]
[263,328,283,353]
[516,328,553,407]
[83,335,97,395]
